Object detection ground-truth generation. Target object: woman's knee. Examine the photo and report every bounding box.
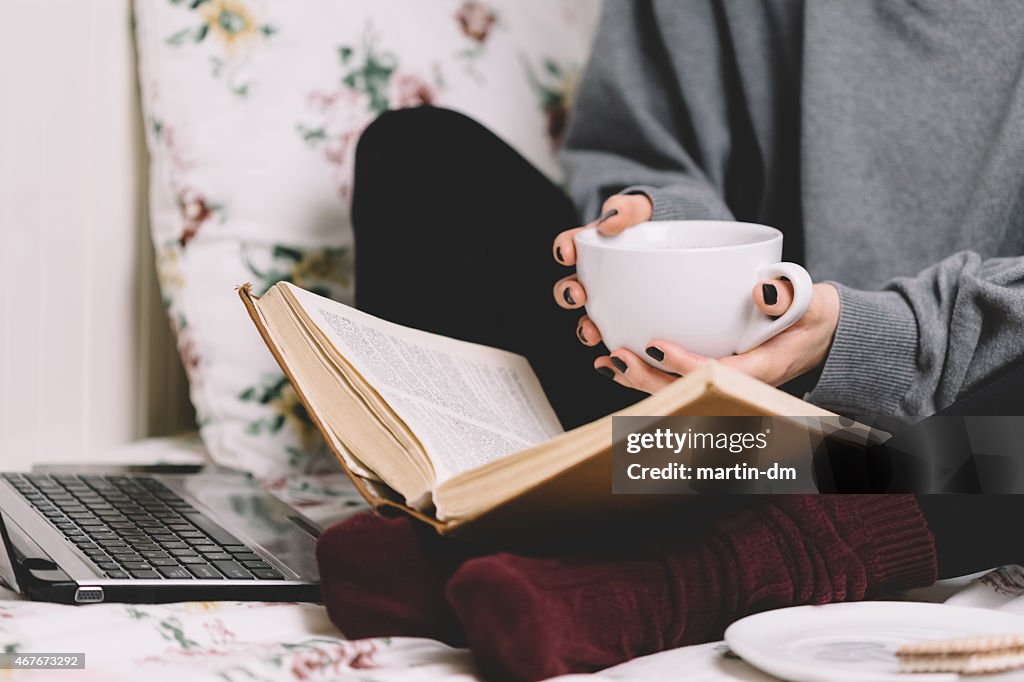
[355,106,495,172]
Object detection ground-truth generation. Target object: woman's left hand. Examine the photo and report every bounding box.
[587,281,841,393]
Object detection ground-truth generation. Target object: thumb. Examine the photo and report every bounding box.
[595,193,653,235]
[753,278,794,317]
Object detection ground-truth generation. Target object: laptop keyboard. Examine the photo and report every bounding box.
[2,474,286,581]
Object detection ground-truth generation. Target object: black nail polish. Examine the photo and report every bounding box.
[555,246,564,264]
[577,326,587,343]
[597,208,619,224]
[563,288,575,306]
[762,283,778,305]
[596,366,615,379]
[610,356,628,373]
[645,346,665,362]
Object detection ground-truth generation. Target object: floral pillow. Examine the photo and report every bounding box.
[134,0,599,478]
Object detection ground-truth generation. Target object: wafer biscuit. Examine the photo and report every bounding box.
[897,634,1024,675]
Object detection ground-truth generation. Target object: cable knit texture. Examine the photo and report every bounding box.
[317,496,937,682]
[446,495,936,681]
[315,513,475,645]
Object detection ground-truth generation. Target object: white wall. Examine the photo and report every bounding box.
[0,0,194,469]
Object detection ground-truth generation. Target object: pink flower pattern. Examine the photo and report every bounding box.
[297,24,441,200]
[456,1,498,43]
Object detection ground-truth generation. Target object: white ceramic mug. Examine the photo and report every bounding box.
[574,220,813,364]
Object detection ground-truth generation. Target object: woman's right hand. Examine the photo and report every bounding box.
[551,193,653,346]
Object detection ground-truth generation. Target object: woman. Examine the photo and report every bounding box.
[332,2,1024,680]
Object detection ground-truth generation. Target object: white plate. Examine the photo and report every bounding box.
[725,602,1024,682]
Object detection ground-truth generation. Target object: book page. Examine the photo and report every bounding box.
[286,284,564,483]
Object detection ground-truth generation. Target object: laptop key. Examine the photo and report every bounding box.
[201,552,233,562]
[97,562,120,571]
[157,566,193,580]
[187,564,223,579]
[129,569,161,579]
[242,560,271,569]
[132,544,161,553]
[232,553,262,563]
[182,513,244,547]
[123,562,150,571]
[212,561,253,580]
[121,534,150,542]
[251,568,285,580]
[112,553,142,563]
[149,558,179,567]
[106,570,129,579]
[178,556,207,564]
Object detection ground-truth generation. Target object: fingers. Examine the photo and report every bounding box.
[552,226,587,267]
[551,194,655,266]
[642,340,711,376]
[576,314,601,347]
[553,274,586,309]
[594,349,675,394]
[594,340,780,393]
[595,193,653,236]
[555,194,653,356]
[754,278,795,317]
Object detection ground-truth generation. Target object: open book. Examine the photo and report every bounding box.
[239,282,839,537]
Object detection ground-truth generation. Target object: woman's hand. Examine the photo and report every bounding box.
[595,282,840,393]
[552,194,841,393]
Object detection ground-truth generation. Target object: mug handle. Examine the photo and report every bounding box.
[734,262,813,354]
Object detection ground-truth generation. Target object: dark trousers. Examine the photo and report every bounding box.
[351,106,1024,579]
[351,106,638,430]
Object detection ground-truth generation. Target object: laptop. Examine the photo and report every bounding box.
[0,466,362,604]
